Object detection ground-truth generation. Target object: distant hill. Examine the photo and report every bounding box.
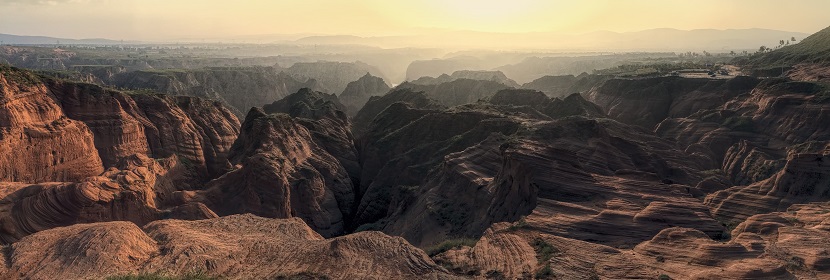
[294,28,808,51]
[0,33,134,45]
[743,25,830,67]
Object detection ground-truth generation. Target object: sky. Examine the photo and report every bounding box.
[0,0,828,41]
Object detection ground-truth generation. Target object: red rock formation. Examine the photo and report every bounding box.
[0,65,104,183]
[195,107,355,237]
[0,154,215,244]
[2,214,451,279]
[435,203,829,279]
[707,152,830,221]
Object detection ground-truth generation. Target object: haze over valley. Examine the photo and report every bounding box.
[1,1,830,279]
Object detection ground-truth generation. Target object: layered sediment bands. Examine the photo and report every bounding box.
[374,112,723,248]
[196,108,354,237]
[723,140,786,185]
[339,73,390,115]
[131,94,240,182]
[354,109,521,228]
[4,215,451,280]
[6,221,158,280]
[1,66,239,184]
[44,80,153,167]
[0,154,205,244]
[656,77,830,188]
[706,153,830,221]
[351,88,445,137]
[436,203,829,279]
[0,66,104,182]
[264,88,360,183]
[585,76,760,128]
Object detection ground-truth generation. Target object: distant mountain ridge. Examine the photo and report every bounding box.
[0,33,137,45]
[1,28,809,51]
[292,28,809,51]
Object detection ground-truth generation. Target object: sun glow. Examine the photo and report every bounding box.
[0,0,827,40]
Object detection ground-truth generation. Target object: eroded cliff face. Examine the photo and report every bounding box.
[339,73,390,115]
[194,89,357,237]
[111,67,323,117]
[0,66,239,244]
[43,78,241,184]
[585,76,761,129]
[0,154,215,244]
[0,66,104,183]
[3,59,830,279]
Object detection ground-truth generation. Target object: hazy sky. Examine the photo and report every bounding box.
[0,0,828,40]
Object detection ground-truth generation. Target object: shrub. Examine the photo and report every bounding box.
[106,271,217,280]
[507,216,529,231]
[531,238,559,263]
[425,238,478,256]
[272,272,331,280]
[534,264,553,279]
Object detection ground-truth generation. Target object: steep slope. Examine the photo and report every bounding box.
[410,70,520,88]
[111,66,323,116]
[521,73,612,98]
[744,25,830,68]
[339,73,390,115]
[264,88,361,187]
[285,61,387,94]
[45,79,241,182]
[706,152,830,221]
[352,88,720,250]
[3,214,453,280]
[585,76,761,129]
[195,100,356,237]
[0,65,103,182]
[396,78,512,107]
[351,88,445,137]
[380,116,723,247]
[0,154,214,244]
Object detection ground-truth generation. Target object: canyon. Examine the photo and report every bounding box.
[0,24,828,280]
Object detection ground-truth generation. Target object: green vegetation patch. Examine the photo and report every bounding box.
[272,272,331,280]
[531,238,559,263]
[425,238,478,256]
[106,271,217,280]
[0,64,42,86]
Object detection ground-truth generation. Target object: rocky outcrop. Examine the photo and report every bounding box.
[435,203,829,279]
[111,67,323,116]
[379,116,723,248]
[351,88,445,137]
[0,154,213,244]
[195,106,355,237]
[0,65,104,183]
[410,70,519,88]
[397,79,512,107]
[43,78,241,183]
[339,73,390,115]
[585,76,760,129]
[4,214,452,280]
[706,152,830,221]
[521,73,612,98]
[264,88,361,188]
[285,61,387,94]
